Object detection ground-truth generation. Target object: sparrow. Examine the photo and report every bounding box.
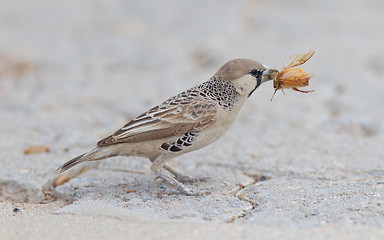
[57,59,278,195]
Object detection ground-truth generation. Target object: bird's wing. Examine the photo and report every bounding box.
[97,93,217,146]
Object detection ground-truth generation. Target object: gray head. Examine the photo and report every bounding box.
[214,58,278,97]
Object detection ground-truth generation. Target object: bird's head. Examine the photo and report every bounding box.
[214,59,278,97]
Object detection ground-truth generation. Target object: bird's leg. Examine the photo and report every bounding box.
[149,157,208,183]
[162,164,209,183]
[292,87,314,93]
[150,155,194,195]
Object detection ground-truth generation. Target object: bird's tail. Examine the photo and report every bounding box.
[56,147,106,173]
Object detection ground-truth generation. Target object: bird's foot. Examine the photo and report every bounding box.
[153,168,209,195]
[162,163,209,183]
[173,173,209,183]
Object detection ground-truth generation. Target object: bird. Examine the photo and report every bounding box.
[57,59,278,195]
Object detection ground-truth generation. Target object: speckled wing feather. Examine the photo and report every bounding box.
[97,89,217,146]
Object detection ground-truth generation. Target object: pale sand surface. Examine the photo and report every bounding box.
[1,0,384,239]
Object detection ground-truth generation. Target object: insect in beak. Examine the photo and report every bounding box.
[270,50,315,101]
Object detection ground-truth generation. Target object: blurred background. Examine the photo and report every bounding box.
[1,0,383,196]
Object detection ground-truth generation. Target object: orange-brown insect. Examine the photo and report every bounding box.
[24,145,50,154]
[271,50,315,101]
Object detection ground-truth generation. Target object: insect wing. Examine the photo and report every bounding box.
[284,50,315,69]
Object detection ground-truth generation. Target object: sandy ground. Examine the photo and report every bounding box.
[1,0,384,239]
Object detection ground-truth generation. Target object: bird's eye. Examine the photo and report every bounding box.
[249,69,261,78]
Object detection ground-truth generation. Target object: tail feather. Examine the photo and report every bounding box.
[56,153,87,173]
[57,147,101,173]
